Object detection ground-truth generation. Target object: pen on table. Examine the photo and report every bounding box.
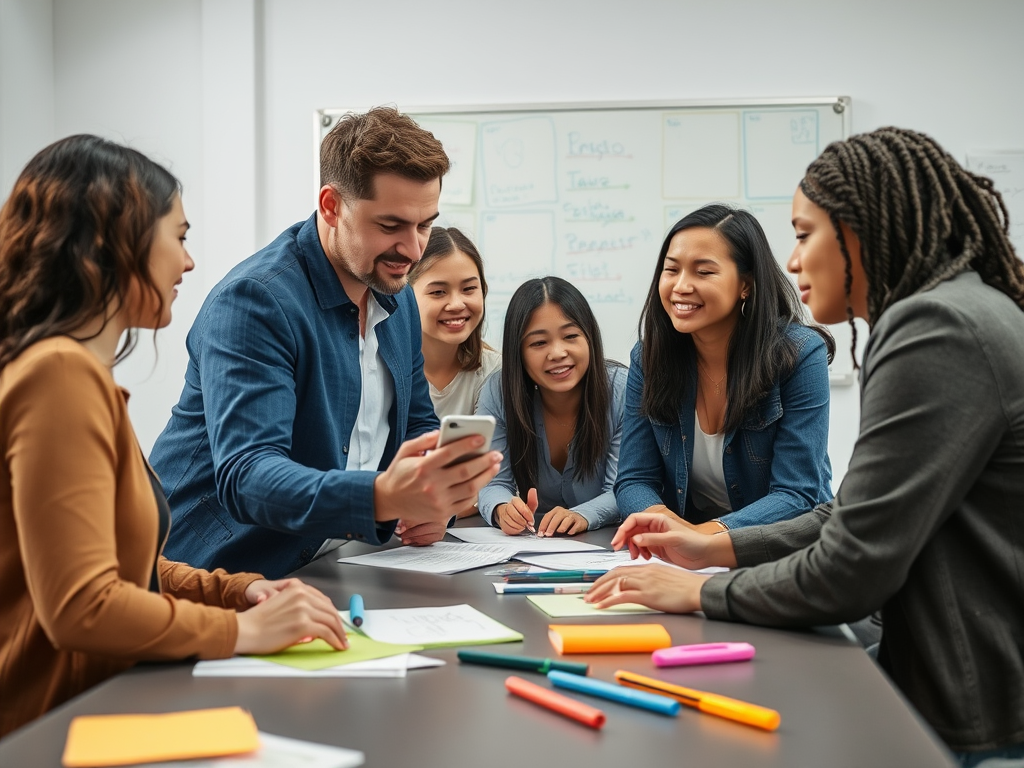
[348,594,365,628]
[458,649,590,676]
[500,584,592,595]
[504,570,608,583]
[505,676,606,729]
[614,670,781,731]
[547,670,680,717]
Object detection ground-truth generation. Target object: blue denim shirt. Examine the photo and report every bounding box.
[476,363,627,531]
[152,214,438,578]
[614,324,832,528]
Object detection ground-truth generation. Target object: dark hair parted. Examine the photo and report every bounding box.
[0,134,181,370]
[408,226,490,371]
[501,277,619,493]
[319,106,450,200]
[639,204,835,432]
[801,127,1024,358]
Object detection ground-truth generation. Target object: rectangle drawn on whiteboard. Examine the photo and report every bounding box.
[480,210,556,283]
[481,117,558,207]
[663,112,740,199]
[419,118,477,207]
[744,110,820,200]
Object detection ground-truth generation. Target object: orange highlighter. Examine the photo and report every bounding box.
[614,670,780,731]
[505,676,606,729]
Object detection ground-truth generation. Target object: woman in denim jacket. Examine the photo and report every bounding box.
[614,204,834,533]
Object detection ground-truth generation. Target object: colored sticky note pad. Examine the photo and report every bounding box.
[527,594,661,618]
[549,623,673,654]
[62,706,259,767]
[250,634,423,671]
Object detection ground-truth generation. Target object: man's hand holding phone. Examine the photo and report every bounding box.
[373,416,501,534]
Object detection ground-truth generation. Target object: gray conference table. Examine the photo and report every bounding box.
[0,523,957,767]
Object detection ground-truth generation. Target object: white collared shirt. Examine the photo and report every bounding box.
[316,292,394,558]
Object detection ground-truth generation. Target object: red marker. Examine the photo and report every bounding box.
[505,675,606,729]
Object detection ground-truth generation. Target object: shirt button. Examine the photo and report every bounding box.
[343,445,349,454]
[349,332,356,340]
[346,533,353,539]
[726,446,732,454]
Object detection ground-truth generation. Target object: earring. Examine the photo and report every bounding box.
[740,298,748,318]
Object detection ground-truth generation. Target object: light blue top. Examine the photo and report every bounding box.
[476,363,627,531]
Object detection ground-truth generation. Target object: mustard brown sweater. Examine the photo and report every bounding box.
[0,338,260,738]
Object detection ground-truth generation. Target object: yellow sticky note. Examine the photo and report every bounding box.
[62,706,259,767]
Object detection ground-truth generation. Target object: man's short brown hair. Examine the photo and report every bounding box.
[320,106,450,200]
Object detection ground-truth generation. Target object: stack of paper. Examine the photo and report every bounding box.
[194,653,444,678]
[337,530,606,575]
[515,549,728,574]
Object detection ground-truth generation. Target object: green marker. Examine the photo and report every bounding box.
[457,649,589,676]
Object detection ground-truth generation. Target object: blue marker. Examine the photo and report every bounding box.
[349,594,365,628]
[547,670,680,717]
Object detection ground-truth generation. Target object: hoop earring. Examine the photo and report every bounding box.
[740,299,748,318]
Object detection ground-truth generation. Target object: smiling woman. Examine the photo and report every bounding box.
[476,276,626,537]
[409,226,501,421]
[0,135,347,738]
[614,204,836,535]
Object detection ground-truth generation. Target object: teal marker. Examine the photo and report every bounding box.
[349,594,365,627]
[457,649,589,676]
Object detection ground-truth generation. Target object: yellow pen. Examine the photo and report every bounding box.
[614,670,781,731]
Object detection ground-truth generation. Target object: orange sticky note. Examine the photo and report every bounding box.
[62,706,259,767]
[548,623,672,654]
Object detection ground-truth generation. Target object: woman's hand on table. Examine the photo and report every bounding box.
[235,579,348,654]
[583,564,708,614]
[612,512,738,569]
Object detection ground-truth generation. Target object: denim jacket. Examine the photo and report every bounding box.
[614,324,832,528]
[152,214,438,579]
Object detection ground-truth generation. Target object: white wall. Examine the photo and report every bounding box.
[3,0,1024,485]
[0,0,54,196]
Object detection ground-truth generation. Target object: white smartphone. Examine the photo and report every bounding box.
[436,414,496,465]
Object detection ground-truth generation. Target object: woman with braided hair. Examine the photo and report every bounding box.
[586,127,1024,765]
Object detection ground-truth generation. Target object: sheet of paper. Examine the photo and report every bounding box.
[63,707,259,767]
[526,593,662,618]
[193,653,444,679]
[339,604,523,647]
[130,731,364,768]
[446,526,605,554]
[337,541,511,574]
[515,549,728,574]
[248,634,421,671]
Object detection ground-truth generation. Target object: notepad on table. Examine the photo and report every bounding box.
[528,594,662,618]
[62,707,259,767]
[340,604,523,647]
[548,623,672,654]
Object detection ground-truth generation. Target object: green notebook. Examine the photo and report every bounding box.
[250,633,423,671]
[339,604,523,648]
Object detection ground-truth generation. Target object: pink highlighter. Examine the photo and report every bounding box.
[652,642,756,667]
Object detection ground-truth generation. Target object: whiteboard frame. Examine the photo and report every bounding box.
[312,96,855,384]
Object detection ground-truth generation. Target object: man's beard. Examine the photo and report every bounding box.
[356,252,412,295]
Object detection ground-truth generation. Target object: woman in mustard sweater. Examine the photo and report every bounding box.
[0,135,348,738]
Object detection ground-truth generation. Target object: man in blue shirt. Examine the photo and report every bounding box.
[152,107,501,579]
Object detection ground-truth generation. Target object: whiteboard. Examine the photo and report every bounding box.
[316,98,854,383]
